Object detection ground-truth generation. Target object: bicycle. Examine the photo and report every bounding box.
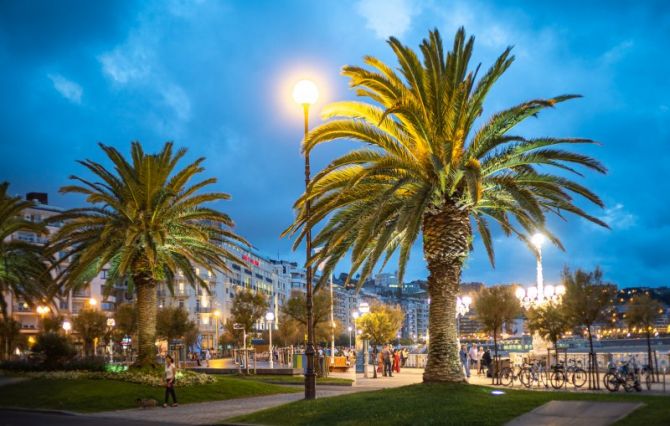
[520,361,549,389]
[603,361,641,392]
[565,358,587,388]
[549,363,568,389]
[498,364,524,387]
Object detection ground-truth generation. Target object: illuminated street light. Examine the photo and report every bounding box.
[292,78,319,400]
[266,311,275,368]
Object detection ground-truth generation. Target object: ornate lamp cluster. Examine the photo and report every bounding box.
[516,232,565,309]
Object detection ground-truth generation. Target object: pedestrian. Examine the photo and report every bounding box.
[477,346,485,375]
[459,345,470,379]
[163,355,178,407]
[383,345,393,377]
[402,348,409,367]
[393,349,401,374]
[204,348,211,367]
[482,348,492,378]
[468,345,479,375]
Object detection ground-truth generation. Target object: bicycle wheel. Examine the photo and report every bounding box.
[550,371,565,389]
[499,367,513,386]
[572,368,587,388]
[520,368,532,388]
[603,373,619,392]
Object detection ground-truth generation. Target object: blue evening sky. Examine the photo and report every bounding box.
[1,0,668,288]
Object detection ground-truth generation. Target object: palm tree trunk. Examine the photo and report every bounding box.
[646,330,653,375]
[135,274,158,367]
[422,203,470,383]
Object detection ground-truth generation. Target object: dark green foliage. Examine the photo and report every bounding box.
[32,332,76,369]
[156,306,197,344]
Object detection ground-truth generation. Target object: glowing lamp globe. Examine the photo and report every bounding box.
[531,233,546,248]
[292,79,318,105]
[462,296,472,306]
[555,285,566,296]
[544,285,555,297]
[62,321,72,332]
[528,286,538,299]
[265,312,275,321]
[515,287,526,300]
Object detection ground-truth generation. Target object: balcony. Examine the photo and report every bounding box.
[72,290,91,298]
[174,288,191,298]
[195,306,212,314]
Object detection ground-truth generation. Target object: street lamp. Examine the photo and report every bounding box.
[347,326,353,348]
[213,310,221,354]
[293,78,319,400]
[88,297,97,307]
[531,232,546,299]
[106,318,116,363]
[266,311,275,369]
[456,296,472,340]
[62,320,71,334]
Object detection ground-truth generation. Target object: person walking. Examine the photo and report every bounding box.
[468,345,479,375]
[163,355,178,407]
[393,349,401,374]
[459,345,470,379]
[477,346,485,375]
[482,348,492,378]
[204,348,211,367]
[383,345,393,377]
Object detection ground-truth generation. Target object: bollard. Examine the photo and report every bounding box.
[663,368,666,393]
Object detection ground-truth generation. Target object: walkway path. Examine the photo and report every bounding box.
[505,400,643,426]
[92,385,360,425]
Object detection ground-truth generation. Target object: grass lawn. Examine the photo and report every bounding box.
[239,374,353,386]
[0,376,298,413]
[230,383,670,426]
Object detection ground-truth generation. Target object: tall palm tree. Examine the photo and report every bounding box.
[625,294,663,375]
[284,28,608,382]
[49,142,248,366]
[0,182,52,321]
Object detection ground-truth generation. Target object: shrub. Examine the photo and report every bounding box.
[18,368,215,387]
[31,333,75,369]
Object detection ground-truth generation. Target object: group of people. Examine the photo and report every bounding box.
[376,345,407,377]
[459,344,493,379]
[187,348,213,367]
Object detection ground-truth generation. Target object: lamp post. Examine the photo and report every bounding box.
[266,311,275,369]
[213,310,221,355]
[456,296,472,340]
[292,79,319,400]
[348,326,352,349]
[106,318,116,363]
[531,232,545,300]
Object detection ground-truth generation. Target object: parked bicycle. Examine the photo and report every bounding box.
[498,364,524,387]
[603,360,642,392]
[520,361,549,389]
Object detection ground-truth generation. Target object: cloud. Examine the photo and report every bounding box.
[47,74,83,104]
[162,84,191,121]
[99,43,151,84]
[355,0,420,39]
[599,203,637,230]
[601,40,634,65]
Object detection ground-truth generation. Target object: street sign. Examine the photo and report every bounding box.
[233,323,244,330]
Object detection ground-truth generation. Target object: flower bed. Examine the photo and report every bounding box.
[12,368,215,387]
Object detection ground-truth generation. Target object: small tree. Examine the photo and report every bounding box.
[626,294,663,374]
[474,286,521,372]
[562,267,615,387]
[527,301,571,363]
[41,315,65,334]
[32,332,75,369]
[156,306,197,347]
[358,303,404,378]
[225,289,267,346]
[275,313,303,346]
[114,303,138,340]
[281,289,331,339]
[73,308,108,357]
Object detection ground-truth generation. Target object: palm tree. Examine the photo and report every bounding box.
[284,28,608,382]
[0,182,52,321]
[49,142,248,366]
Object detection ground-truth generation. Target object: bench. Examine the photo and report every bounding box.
[329,356,351,372]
